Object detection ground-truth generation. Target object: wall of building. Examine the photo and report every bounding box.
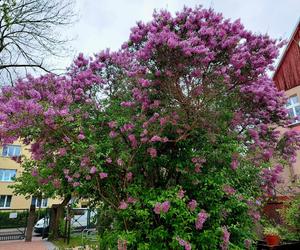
[275,86,300,195]
[284,85,300,180]
[272,21,300,197]
[0,142,61,210]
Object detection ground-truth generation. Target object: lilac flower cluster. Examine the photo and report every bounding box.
[260,164,283,196]
[187,200,197,211]
[223,185,236,196]
[191,157,206,173]
[177,237,192,250]
[220,226,230,250]
[195,210,208,230]
[154,201,170,214]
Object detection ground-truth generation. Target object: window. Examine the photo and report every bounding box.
[286,95,300,123]
[0,195,12,208]
[31,197,48,208]
[2,145,21,157]
[0,169,17,182]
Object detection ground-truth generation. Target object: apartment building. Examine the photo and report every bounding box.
[0,143,60,210]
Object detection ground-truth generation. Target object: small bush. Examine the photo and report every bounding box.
[278,196,300,240]
[0,210,28,228]
[0,208,48,228]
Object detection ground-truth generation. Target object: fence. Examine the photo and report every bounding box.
[63,207,97,244]
[0,208,28,241]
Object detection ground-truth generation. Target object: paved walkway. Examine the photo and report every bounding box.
[0,237,56,250]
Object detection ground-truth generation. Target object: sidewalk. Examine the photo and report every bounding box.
[0,237,56,250]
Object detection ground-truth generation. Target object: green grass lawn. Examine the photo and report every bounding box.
[52,234,99,249]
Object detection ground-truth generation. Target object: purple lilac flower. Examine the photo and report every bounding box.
[161,201,170,213]
[147,147,157,158]
[150,135,162,142]
[126,172,133,181]
[106,157,112,163]
[188,199,197,211]
[73,173,80,178]
[244,239,251,249]
[230,159,238,170]
[195,210,208,230]
[31,169,38,177]
[109,131,118,138]
[53,179,61,188]
[78,133,85,140]
[154,200,170,214]
[160,117,168,126]
[58,147,67,156]
[248,209,261,222]
[90,166,97,174]
[118,201,128,210]
[220,226,230,250]
[154,203,161,214]
[117,158,124,166]
[121,123,134,132]
[63,169,70,175]
[121,101,135,107]
[128,134,137,148]
[177,237,192,250]
[194,163,202,173]
[73,182,80,187]
[127,197,137,204]
[108,121,117,128]
[141,137,148,143]
[178,189,185,199]
[191,157,206,164]
[223,185,236,195]
[80,156,90,167]
[48,162,55,168]
[99,172,108,179]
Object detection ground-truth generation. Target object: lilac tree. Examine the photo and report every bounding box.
[0,6,299,249]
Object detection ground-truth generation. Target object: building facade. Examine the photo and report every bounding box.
[0,142,60,210]
[273,20,300,194]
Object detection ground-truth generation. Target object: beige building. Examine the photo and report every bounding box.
[0,143,60,210]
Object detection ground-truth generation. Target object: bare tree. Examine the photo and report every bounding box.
[0,0,76,84]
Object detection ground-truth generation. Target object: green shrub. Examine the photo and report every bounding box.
[278,196,300,240]
[0,210,28,228]
[0,208,48,228]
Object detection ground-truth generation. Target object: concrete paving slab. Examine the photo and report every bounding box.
[0,236,56,250]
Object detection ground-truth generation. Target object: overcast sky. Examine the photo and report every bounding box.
[57,0,300,69]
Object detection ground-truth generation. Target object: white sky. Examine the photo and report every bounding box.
[56,0,300,69]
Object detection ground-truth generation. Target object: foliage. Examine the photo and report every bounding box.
[281,196,300,229]
[0,6,299,249]
[9,159,59,199]
[263,226,280,236]
[52,235,99,250]
[277,226,300,241]
[58,218,66,237]
[277,195,300,240]
[0,208,47,228]
[0,210,27,228]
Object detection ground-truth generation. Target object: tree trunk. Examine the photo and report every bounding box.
[48,195,71,240]
[25,205,36,242]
